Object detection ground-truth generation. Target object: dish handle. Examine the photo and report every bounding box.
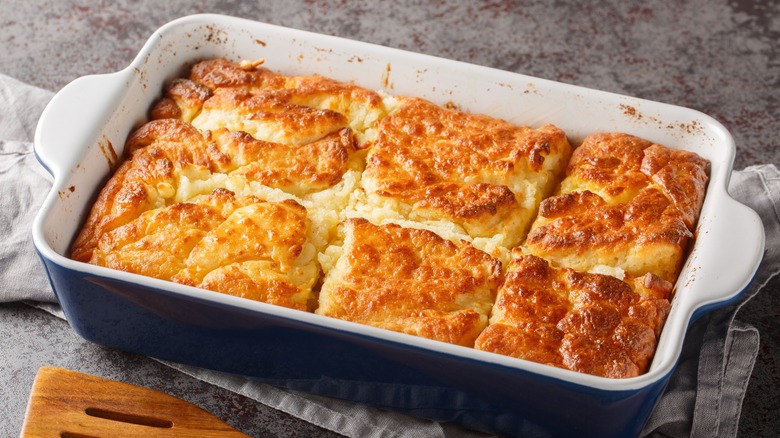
[689,191,765,309]
[33,71,130,178]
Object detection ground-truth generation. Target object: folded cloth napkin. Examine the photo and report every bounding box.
[641,164,779,438]
[0,74,56,303]
[1,72,777,437]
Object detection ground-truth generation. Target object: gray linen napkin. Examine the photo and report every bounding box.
[0,74,55,303]
[1,72,776,437]
[641,164,778,438]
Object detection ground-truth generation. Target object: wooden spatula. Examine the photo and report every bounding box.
[21,366,251,437]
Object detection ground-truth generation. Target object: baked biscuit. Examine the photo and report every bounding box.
[150,78,213,123]
[475,253,672,378]
[192,87,352,147]
[147,58,375,240]
[525,132,708,283]
[210,127,358,197]
[317,218,502,347]
[70,119,227,262]
[153,58,393,146]
[91,188,318,311]
[73,119,360,263]
[358,97,571,252]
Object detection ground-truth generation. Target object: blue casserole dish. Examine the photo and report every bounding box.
[32,14,765,437]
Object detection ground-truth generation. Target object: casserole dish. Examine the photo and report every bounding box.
[32,14,764,437]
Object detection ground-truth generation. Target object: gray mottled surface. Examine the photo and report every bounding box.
[0,303,339,437]
[1,0,777,436]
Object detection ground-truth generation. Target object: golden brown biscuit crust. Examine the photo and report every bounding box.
[150,78,213,121]
[72,103,359,263]
[70,119,226,262]
[193,87,350,145]
[211,127,357,196]
[317,218,503,347]
[364,97,571,244]
[525,132,708,283]
[475,254,672,378]
[562,132,708,216]
[184,58,388,147]
[189,58,291,91]
[90,188,316,311]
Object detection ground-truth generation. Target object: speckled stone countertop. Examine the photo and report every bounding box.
[1,1,777,436]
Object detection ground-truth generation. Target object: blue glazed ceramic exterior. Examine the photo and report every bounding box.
[32,15,765,437]
[37,253,677,437]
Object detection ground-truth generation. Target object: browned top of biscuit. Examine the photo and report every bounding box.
[525,132,709,282]
[70,119,226,262]
[211,127,357,196]
[71,111,359,262]
[172,58,388,146]
[189,58,383,103]
[475,254,672,378]
[562,132,709,228]
[317,218,503,347]
[90,188,316,310]
[189,58,297,91]
[193,87,350,145]
[364,97,571,241]
[530,188,692,251]
[150,78,213,121]
[89,188,263,280]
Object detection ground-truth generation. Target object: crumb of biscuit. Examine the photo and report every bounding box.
[239,58,266,70]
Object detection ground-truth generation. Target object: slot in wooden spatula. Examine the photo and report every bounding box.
[21,366,250,437]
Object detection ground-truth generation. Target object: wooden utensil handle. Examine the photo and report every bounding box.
[21,366,251,437]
